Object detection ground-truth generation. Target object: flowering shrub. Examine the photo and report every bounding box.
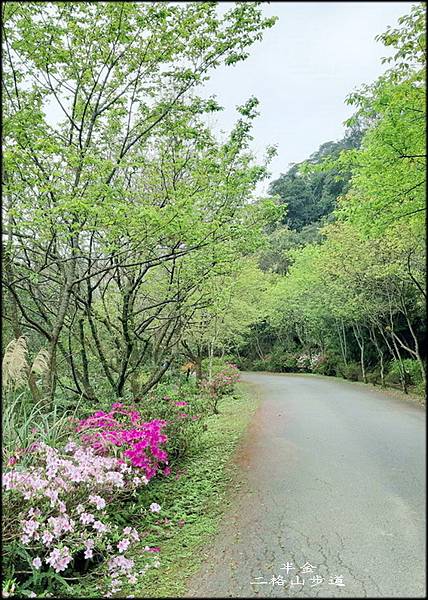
[76,403,168,480]
[201,363,240,414]
[296,353,311,371]
[297,353,328,373]
[309,353,324,371]
[3,441,161,597]
[135,391,206,461]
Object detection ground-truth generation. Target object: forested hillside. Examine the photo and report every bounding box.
[233,3,426,394]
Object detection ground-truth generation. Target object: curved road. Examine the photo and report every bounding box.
[185,373,426,598]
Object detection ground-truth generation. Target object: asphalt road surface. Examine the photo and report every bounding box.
[185,373,426,598]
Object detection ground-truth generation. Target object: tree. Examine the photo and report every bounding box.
[268,127,363,231]
[2,2,277,401]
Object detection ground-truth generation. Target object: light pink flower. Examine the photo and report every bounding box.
[46,546,72,573]
[93,520,108,533]
[42,530,54,545]
[117,538,130,553]
[80,512,95,525]
[149,502,161,513]
[88,494,106,510]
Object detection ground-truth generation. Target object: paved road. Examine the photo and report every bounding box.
[185,373,426,598]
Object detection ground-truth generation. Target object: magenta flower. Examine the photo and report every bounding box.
[76,407,168,479]
[174,401,188,407]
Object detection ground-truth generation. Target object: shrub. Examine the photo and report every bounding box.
[296,353,311,372]
[387,358,423,387]
[366,368,382,386]
[340,362,362,381]
[250,358,270,371]
[281,353,299,372]
[200,363,240,414]
[2,441,161,598]
[136,391,206,462]
[76,404,168,480]
[311,354,340,376]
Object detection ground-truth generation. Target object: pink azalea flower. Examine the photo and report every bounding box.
[117,538,130,553]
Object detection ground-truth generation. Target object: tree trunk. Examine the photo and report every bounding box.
[369,326,385,387]
[208,339,215,381]
[139,359,172,396]
[352,323,366,383]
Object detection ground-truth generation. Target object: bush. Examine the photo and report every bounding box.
[201,356,235,377]
[311,354,340,376]
[387,359,423,387]
[246,351,300,373]
[76,404,169,479]
[340,362,362,381]
[366,368,382,386]
[282,353,299,372]
[296,353,311,372]
[250,358,270,371]
[200,363,240,414]
[2,441,162,598]
[133,390,207,463]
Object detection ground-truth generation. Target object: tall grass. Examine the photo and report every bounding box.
[2,392,83,465]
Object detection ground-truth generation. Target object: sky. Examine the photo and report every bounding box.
[200,1,412,194]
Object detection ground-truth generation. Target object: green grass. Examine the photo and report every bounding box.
[122,383,258,598]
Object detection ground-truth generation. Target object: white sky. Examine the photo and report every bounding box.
[200,1,413,194]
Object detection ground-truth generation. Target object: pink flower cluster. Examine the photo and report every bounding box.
[296,353,324,371]
[76,403,168,480]
[3,441,159,595]
[201,363,240,397]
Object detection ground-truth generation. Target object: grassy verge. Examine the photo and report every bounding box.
[123,382,258,598]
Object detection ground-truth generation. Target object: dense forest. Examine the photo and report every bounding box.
[2,2,425,598]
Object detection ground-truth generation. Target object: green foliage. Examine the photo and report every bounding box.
[340,362,363,382]
[120,385,258,598]
[237,5,426,397]
[268,128,363,231]
[387,358,424,387]
[136,381,208,463]
[367,368,382,385]
[2,394,80,466]
[2,0,277,404]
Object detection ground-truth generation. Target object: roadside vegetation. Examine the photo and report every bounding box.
[2,2,425,598]
[233,4,426,398]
